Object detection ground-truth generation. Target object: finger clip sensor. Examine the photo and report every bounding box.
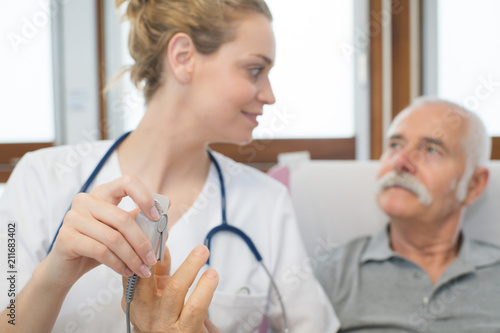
[135,194,169,264]
[125,194,169,333]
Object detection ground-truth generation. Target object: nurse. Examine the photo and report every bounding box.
[0,0,338,332]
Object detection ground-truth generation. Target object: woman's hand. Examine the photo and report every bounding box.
[122,245,220,333]
[44,175,160,288]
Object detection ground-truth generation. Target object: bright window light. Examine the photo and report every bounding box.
[437,0,500,136]
[258,0,355,139]
[0,1,55,143]
[119,1,356,139]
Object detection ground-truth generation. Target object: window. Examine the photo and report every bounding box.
[422,0,500,159]
[434,0,500,136]
[257,0,355,139]
[0,1,55,143]
[0,1,55,182]
[108,1,360,166]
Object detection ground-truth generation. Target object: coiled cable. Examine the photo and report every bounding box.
[125,274,139,333]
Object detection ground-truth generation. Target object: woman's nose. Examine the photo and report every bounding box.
[258,78,276,105]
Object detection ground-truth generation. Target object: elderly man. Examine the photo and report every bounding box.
[316,97,500,332]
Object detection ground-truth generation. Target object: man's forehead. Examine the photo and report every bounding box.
[385,109,470,162]
[388,105,468,142]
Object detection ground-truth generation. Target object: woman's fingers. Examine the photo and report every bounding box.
[66,208,152,277]
[57,224,132,277]
[91,174,160,221]
[80,196,155,269]
[179,268,219,332]
[161,245,211,323]
[66,175,164,276]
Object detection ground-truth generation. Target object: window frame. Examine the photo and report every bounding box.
[371,0,500,160]
[4,0,500,183]
[0,0,102,183]
[210,1,365,165]
[420,0,500,159]
[209,138,356,170]
[0,143,53,182]
[0,1,60,182]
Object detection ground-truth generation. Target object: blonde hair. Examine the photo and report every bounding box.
[115,0,272,103]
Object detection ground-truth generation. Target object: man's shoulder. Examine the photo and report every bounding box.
[469,238,500,251]
[330,235,373,261]
[316,234,373,278]
[314,234,376,303]
[467,237,500,268]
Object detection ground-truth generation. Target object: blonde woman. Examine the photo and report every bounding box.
[0,0,338,332]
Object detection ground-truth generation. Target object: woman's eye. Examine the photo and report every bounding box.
[250,67,263,77]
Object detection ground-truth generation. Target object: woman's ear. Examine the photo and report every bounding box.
[464,167,489,206]
[165,33,195,84]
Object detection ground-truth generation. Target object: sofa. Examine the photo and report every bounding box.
[268,155,500,260]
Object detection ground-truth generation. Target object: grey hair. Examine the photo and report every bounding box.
[392,96,491,201]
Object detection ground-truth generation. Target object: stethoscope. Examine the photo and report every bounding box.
[46,131,289,332]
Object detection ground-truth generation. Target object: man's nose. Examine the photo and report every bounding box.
[392,148,417,174]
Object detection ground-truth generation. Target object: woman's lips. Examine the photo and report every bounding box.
[242,110,261,125]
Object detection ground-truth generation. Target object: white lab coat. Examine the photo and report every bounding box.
[0,141,339,332]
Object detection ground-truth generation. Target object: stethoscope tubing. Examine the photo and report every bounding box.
[45,131,289,331]
[47,131,131,254]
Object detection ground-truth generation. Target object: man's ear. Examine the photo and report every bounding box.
[464,167,489,206]
[165,32,195,84]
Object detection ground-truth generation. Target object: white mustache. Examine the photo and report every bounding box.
[377,171,433,206]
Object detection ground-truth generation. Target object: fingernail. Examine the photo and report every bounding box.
[150,206,160,221]
[139,264,151,278]
[146,250,157,266]
[193,246,207,256]
[206,269,218,279]
[124,267,134,277]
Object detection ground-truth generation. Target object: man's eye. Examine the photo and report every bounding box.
[389,142,400,149]
[427,146,437,154]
